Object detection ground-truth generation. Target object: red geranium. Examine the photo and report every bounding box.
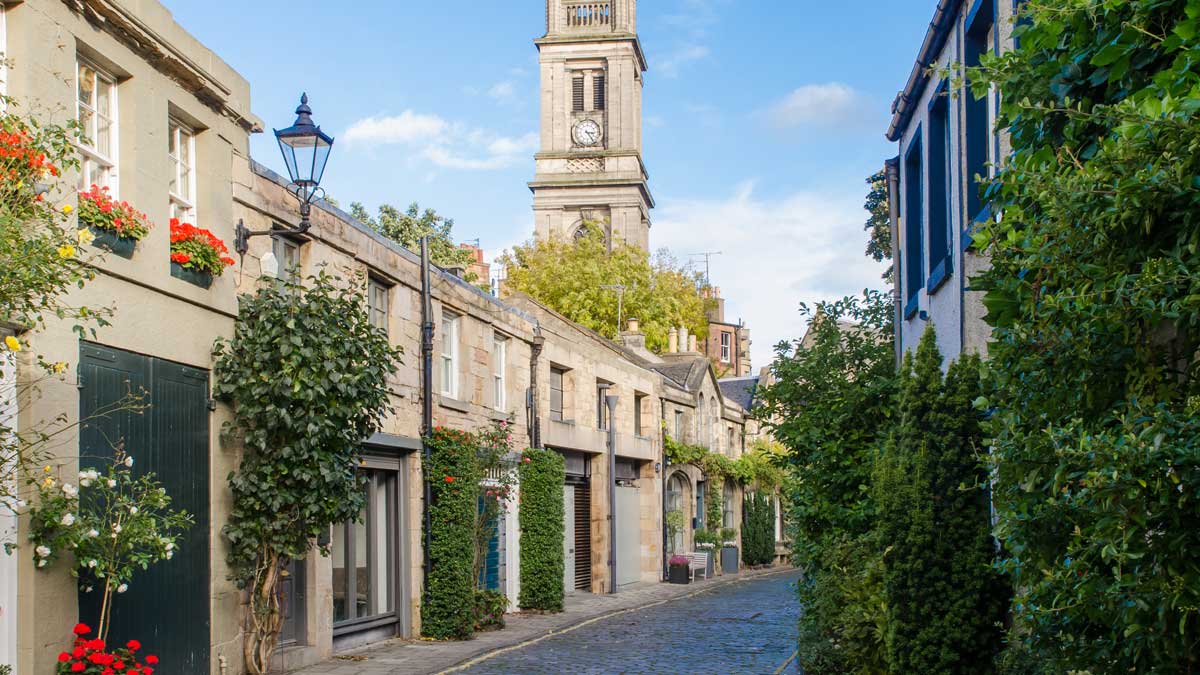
[168,219,235,277]
[73,623,91,636]
[76,185,153,241]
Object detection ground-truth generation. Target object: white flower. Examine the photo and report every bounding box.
[123,456,133,468]
[61,483,77,497]
[165,551,174,560]
[113,524,122,533]
[129,506,138,515]
[116,583,128,594]
[106,479,116,488]
[60,513,76,526]
[165,542,174,551]
[83,585,93,593]
[80,479,91,487]
[37,559,47,568]
[35,545,51,557]
[86,529,99,538]
[87,559,97,568]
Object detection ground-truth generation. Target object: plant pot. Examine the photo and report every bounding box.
[171,261,213,289]
[668,565,691,584]
[701,551,715,578]
[88,226,137,259]
[720,546,739,575]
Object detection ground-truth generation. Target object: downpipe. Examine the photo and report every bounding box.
[420,237,434,601]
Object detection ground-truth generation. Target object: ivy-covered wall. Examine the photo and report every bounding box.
[518,448,565,612]
[422,428,482,639]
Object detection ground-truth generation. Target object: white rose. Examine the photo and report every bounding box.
[61,483,77,497]
[87,559,97,568]
[79,479,90,487]
[83,586,93,593]
[35,545,50,557]
[129,506,138,515]
[116,583,128,593]
[106,479,116,488]
[60,513,75,526]
[124,456,133,468]
[165,551,174,560]
[37,559,47,568]
[113,524,122,533]
[165,542,174,551]
[86,529,99,538]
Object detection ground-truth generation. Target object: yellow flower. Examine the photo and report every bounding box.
[77,228,95,247]
[61,204,74,214]
[43,465,52,473]
[52,361,68,374]
[4,336,20,352]
[57,244,76,259]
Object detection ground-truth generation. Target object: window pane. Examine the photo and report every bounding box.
[370,473,395,614]
[168,125,179,157]
[168,158,179,196]
[95,115,111,158]
[353,501,368,619]
[96,79,111,120]
[331,522,348,623]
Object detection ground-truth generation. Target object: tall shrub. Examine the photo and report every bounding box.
[971,1,1200,670]
[741,491,775,566]
[518,448,564,612]
[757,291,896,675]
[213,271,401,674]
[422,427,482,639]
[875,328,1006,674]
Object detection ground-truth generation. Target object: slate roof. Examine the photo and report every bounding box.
[718,376,759,411]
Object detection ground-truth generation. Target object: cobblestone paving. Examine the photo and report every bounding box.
[453,569,802,675]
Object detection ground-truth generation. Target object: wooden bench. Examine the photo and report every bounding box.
[686,551,709,581]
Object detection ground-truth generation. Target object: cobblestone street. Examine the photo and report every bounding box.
[452,569,802,675]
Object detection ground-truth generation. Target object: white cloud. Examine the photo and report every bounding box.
[343,111,535,171]
[655,182,887,368]
[765,83,867,129]
[488,81,516,102]
[658,44,711,77]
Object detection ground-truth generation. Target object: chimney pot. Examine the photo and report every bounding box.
[668,327,679,354]
[688,334,697,352]
[627,317,640,333]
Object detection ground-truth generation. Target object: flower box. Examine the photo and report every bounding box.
[171,261,213,289]
[720,545,739,575]
[87,225,137,259]
[668,564,691,585]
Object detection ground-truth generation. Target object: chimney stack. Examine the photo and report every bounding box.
[668,327,679,354]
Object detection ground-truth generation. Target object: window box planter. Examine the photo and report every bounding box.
[87,225,137,259]
[720,546,739,575]
[668,564,691,585]
[171,261,213,289]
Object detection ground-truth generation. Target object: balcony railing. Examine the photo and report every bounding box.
[565,2,612,29]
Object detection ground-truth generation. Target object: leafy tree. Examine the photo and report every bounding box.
[213,270,402,674]
[971,1,1200,670]
[875,328,1006,674]
[756,290,896,674]
[499,226,709,352]
[862,169,892,283]
[351,201,475,272]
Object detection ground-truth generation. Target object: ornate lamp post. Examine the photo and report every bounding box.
[234,93,335,257]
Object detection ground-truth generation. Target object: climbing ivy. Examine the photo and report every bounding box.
[422,427,483,640]
[971,1,1200,670]
[518,448,565,612]
[213,270,402,674]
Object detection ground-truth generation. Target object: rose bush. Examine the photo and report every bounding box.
[55,623,158,675]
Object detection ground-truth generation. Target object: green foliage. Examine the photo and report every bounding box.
[473,589,509,632]
[663,434,780,488]
[756,291,896,674]
[213,270,401,673]
[740,491,775,566]
[350,201,475,273]
[25,449,192,641]
[862,169,892,283]
[518,448,565,612]
[970,1,1200,670]
[665,508,686,549]
[875,328,1006,674]
[423,427,483,640]
[499,228,709,352]
[473,421,517,592]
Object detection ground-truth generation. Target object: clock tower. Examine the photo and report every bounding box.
[530,0,653,251]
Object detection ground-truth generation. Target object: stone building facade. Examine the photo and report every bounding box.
[885,0,1017,363]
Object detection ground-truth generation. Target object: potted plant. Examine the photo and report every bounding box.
[169,218,235,288]
[667,555,691,584]
[694,529,717,578]
[76,184,153,258]
[720,528,739,574]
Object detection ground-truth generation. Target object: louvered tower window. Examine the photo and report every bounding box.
[572,77,585,112]
[593,74,606,110]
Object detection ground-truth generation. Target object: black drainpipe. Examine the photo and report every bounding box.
[528,332,545,449]
[420,237,434,598]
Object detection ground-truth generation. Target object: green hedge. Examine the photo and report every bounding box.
[742,491,775,566]
[422,428,482,639]
[518,448,565,611]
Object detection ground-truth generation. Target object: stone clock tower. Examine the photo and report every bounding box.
[530,0,653,251]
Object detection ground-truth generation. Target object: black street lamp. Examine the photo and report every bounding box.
[234,93,335,257]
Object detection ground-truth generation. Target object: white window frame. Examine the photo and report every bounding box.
[720,332,731,363]
[492,334,507,412]
[440,312,460,398]
[368,277,390,335]
[76,58,118,194]
[168,118,196,222]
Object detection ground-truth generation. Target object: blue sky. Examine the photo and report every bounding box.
[161,0,932,368]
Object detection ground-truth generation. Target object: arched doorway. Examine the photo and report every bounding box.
[666,472,690,554]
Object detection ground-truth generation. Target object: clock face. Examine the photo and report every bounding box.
[573,119,602,147]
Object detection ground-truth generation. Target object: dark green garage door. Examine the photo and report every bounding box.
[78,342,210,675]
